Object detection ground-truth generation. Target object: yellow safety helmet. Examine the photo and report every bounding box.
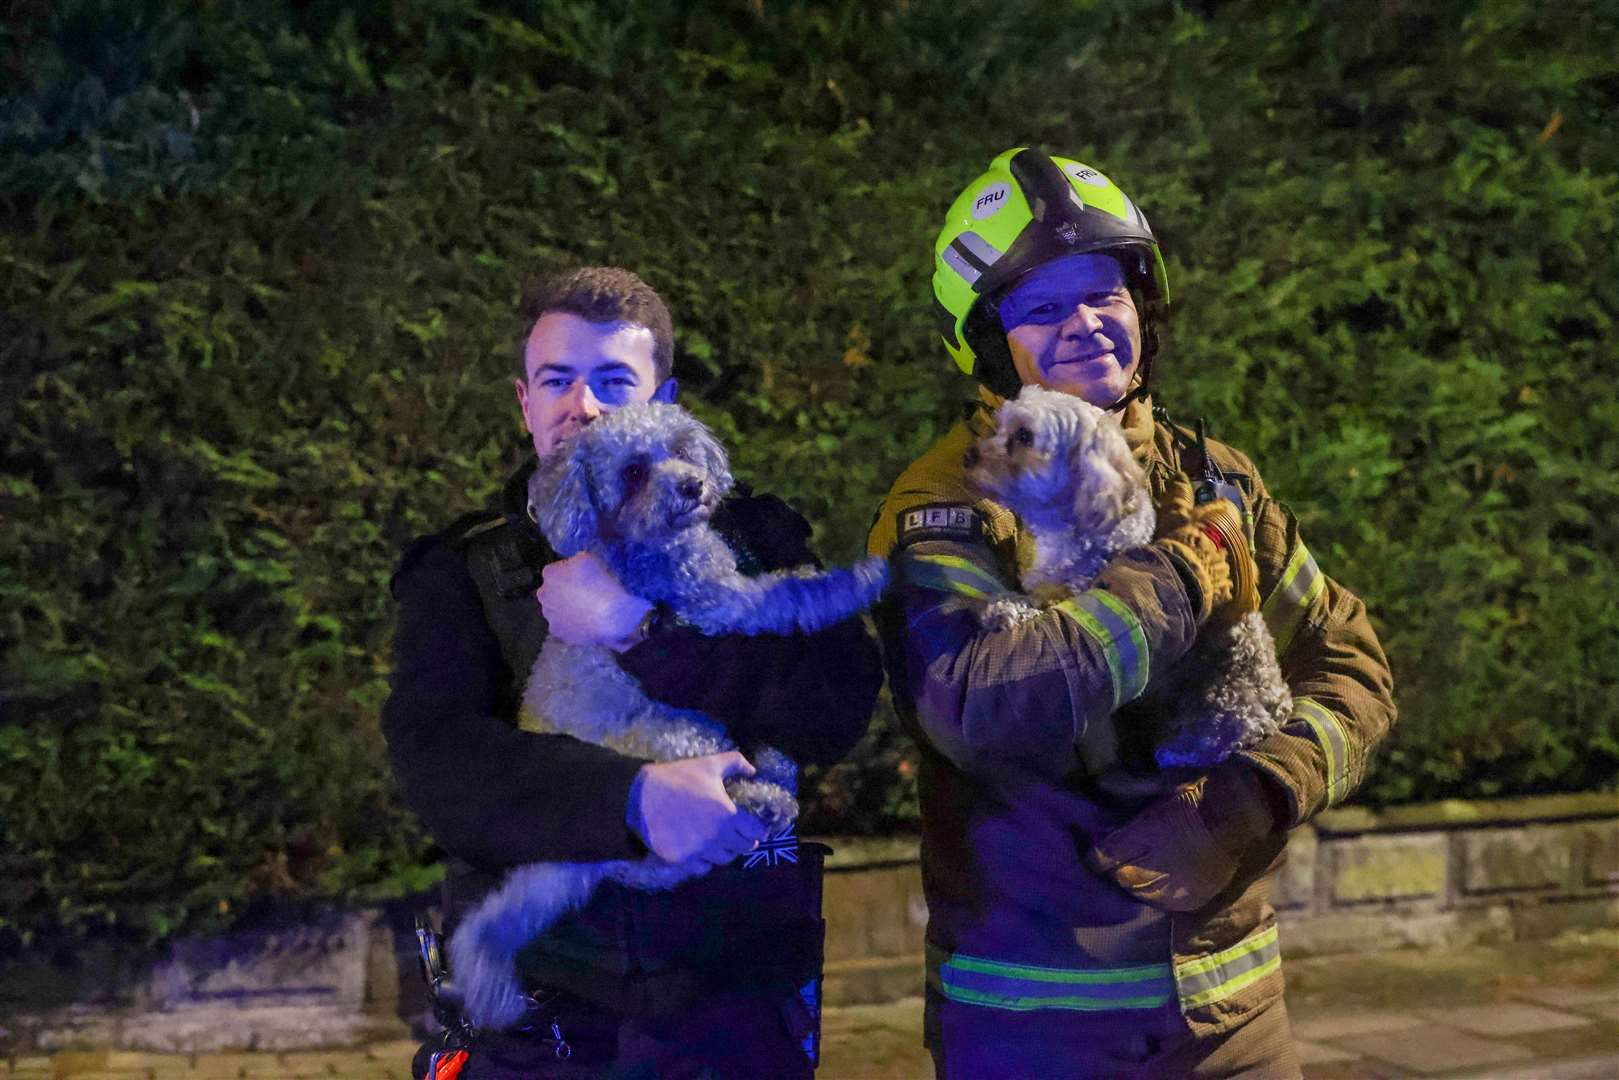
[932,148,1170,401]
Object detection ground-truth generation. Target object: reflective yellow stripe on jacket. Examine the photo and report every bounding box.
[1289,697,1352,807]
[1174,923,1283,1010]
[1261,540,1323,654]
[1055,591,1150,708]
[899,551,1008,601]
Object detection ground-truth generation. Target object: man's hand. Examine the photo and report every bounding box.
[1084,763,1282,912]
[537,552,653,651]
[627,752,767,866]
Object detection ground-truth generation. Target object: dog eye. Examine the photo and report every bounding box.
[621,461,648,487]
[1014,427,1034,446]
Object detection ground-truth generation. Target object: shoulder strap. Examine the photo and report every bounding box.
[459,517,555,693]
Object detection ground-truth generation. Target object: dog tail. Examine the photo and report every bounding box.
[692,555,889,636]
[445,862,606,1031]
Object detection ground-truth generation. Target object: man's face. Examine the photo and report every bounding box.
[998,253,1142,408]
[515,312,662,457]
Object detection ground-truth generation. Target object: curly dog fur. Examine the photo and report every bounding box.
[447,403,887,1031]
[966,385,1290,788]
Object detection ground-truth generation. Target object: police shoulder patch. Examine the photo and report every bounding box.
[896,502,983,548]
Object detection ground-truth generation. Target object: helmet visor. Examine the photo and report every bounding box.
[996,252,1136,329]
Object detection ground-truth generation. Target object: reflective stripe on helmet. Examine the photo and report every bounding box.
[941,230,1005,289]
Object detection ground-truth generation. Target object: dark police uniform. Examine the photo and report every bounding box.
[384,460,883,1078]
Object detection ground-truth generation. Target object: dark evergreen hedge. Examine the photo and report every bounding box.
[3,0,1616,943]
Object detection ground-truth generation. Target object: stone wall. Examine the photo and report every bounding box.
[818,792,1619,1005]
[0,911,409,1054]
[3,793,1614,1051]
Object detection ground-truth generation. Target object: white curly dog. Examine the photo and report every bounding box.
[965,385,1290,789]
[447,402,888,1031]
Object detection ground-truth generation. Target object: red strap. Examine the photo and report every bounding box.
[430,1049,469,1080]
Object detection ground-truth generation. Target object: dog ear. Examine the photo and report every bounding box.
[1070,422,1151,540]
[689,418,733,497]
[528,443,599,556]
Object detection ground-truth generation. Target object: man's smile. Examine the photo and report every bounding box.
[1048,344,1118,370]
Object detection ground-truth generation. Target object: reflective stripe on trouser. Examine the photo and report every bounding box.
[1287,697,1352,807]
[926,942,1175,1012]
[1174,922,1282,1010]
[1261,540,1323,653]
[1055,590,1150,708]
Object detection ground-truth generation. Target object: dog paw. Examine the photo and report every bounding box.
[981,596,1039,630]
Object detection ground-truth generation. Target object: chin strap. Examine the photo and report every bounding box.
[1105,323,1158,413]
[1106,380,1151,413]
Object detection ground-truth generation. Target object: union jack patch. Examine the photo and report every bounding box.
[744,826,799,868]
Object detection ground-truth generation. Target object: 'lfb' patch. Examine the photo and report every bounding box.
[897,503,982,546]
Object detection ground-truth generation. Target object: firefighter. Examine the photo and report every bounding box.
[869,149,1396,1077]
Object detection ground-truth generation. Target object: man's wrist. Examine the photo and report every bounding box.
[625,765,651,849]
[607,603,660,653]
[615,603,687,653]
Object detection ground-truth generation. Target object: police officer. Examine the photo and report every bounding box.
[386,266,883,1078]
[869,150,1396,1077]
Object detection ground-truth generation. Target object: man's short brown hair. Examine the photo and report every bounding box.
[518,267,675,381]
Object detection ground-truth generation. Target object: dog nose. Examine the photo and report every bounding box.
[962,447,980,469]
[677,477,703,501]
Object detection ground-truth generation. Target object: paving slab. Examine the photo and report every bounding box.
[819,996,932,1080]
[1464,1054,1619,1080]
[123,1054,190,1075]
[1293,1010,1426,1041]
[1512,985,1619,1010]
[1419,1002,1594,1036]
[277,1049,360,1074]
[1298,1059,1410,1080]
[362,1040,421,1063]
[1499,1021,1619,1064]
[1333,1024,1535,1075]
[1294,1038,1361,1065]
[186,1052,285,1077]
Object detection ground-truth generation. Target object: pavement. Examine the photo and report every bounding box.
[5,929,1615,1079]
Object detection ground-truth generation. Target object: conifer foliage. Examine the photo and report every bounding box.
[3,0,1616,941]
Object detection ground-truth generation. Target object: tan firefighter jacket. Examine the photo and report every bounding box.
[867,391,1396,1039]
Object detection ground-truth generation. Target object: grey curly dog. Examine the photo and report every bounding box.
[447,402,888,1031]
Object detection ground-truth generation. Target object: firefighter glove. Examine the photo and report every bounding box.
[1152,474,1258,622]
[1084,762,1281,912]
